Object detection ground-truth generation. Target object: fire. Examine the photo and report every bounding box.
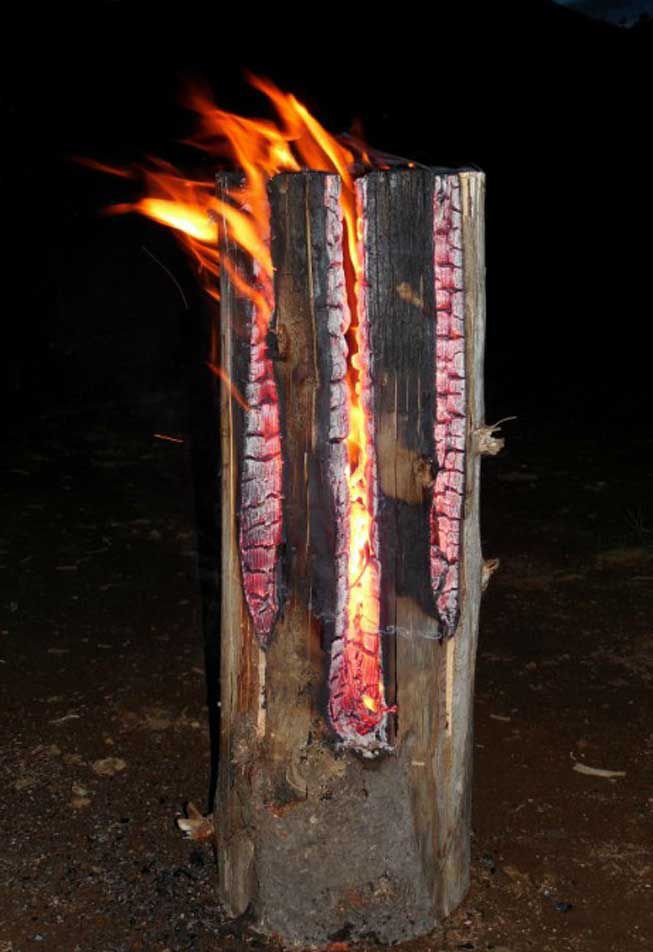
[136,198,216,243]
[104,160,221,294]
[95,77,390,738]
[336,219,388,734]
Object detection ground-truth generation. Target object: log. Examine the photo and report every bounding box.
[215,168,488,945]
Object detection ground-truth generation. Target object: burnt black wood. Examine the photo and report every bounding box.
[267,171,335,712]
[363,170,438,709]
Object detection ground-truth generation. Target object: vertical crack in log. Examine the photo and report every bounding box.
[239,257,283,646]
[326,176,391,753]
[431,175,466,637]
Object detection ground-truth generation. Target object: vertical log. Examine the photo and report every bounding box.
[434,170,486,914]
[363,170,486,916]
[361,169,443,908]
[260,172,324,801]
[216,169,487,945]
[216,171,331,922]
[215,173,260,914]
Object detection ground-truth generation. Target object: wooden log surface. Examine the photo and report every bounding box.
[361,169,444,908]
[215,173,260,913]
[215,169,487,944]
[435,170,486,914]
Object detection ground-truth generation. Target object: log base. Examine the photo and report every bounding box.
[237,748,450,945]
[221,740,464,945]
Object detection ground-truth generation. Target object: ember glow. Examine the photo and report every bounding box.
[431,176,466,637]
[327,181,391,746]
[99,77,390,742]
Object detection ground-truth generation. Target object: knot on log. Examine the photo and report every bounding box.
[413,455,435,490]
[396,281,425,311]
[474,416,516,456]
[268,323,290,360]
[481,558,500,591]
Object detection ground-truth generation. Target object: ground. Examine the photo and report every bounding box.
[1,407,651,952]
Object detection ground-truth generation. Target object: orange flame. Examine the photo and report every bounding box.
[206,361,251,412]
[98,76,388,734]
[105,159,220,290]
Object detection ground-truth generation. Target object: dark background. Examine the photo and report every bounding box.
[1,7,652,949]
[2,0,650,436]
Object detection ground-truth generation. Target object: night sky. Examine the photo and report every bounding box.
[556,0,653,25]
[3,1,651,432]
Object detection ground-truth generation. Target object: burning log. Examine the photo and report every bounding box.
[216,168,489,945]
[89,76,494,946]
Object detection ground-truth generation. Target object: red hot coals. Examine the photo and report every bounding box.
[239,267,283,645]
[325,177,391,752]
[431,175,466,638]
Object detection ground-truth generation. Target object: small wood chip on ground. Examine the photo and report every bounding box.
[49,713,81,724]
[573,763,626,779]
[92,757,127,776]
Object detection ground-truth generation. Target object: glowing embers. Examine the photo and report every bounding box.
[431,175,466,637]
[238,263,283,645]
[326,178,391,752]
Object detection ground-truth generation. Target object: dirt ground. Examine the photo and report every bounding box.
[1,408,651,952]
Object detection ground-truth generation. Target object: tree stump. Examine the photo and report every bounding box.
[215,168,488,945]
